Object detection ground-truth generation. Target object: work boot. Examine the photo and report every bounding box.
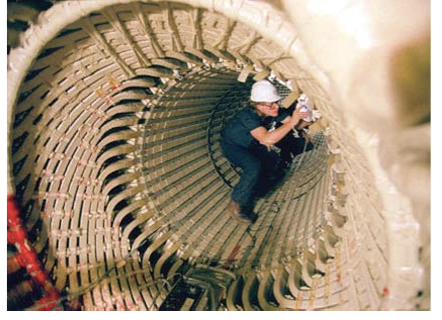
[242,202,258,223]
[226,200,254,224]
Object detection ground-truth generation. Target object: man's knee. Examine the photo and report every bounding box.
[241,160,262,181]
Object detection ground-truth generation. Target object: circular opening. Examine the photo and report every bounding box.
[9,0,428,311]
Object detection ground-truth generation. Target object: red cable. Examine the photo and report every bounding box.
[7,195,63,310]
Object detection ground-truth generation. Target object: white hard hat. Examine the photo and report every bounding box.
[250,80,281,103]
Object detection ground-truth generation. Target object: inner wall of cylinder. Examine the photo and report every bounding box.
[138,70,331,268]
[9,1,388,310]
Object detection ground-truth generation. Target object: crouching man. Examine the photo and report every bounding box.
[220,80,310,224]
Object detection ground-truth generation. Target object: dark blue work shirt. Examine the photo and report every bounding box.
[221,107,290,148]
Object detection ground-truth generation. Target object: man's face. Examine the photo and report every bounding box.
[257,102,279,117]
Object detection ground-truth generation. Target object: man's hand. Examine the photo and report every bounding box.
[289,107,311,127]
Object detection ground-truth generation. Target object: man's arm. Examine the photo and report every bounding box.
[251,108,309,147]
[250,123,295,148]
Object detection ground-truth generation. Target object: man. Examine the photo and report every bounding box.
[220,80,311,224]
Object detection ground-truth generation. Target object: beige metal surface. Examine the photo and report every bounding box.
[7,0,430,311]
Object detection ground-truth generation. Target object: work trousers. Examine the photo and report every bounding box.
[276,131,314,165]
[221,141,282,207]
